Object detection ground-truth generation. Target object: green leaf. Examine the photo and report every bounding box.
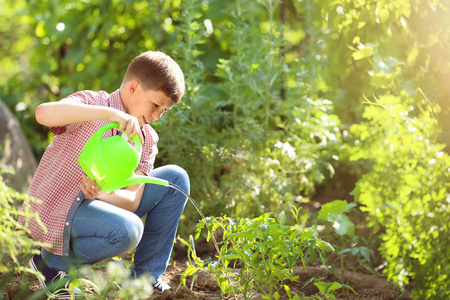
[314,281,326,294]
[272,266,284,279]
[227,230,252,238]
[180,265,200,286]
[377,8,389,23]
[337,248,352,255]
[315,240,335,252]
[330,214,355,237]
[328,281,342,291]
[302,277,315,289]
[352,46,373,60]
[277,210,286,225]
[69,278,98,291]
[35,20,46,37]
[317,200,350,221]
[217,253,241,260]
[288,254,298,269]
[355,246,373,262]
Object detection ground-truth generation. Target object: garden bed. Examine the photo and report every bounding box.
[4,240,412,300]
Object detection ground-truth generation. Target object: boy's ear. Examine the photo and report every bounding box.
[129,80,140,95]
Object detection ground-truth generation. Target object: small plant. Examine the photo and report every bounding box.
[48,277,97,300]
[179,208,335,300]
[316,199,372,293]
[290,277,356,300]
[309,279,355,300]
[53,261,154,300]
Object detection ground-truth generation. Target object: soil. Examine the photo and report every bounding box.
[3,188,413,299]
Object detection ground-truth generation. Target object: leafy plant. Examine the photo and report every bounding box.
[283,279,355,300]
[316,200,373,293]
[283,280,355,300]
[179,209,335,299]
[351,93,450,299]
[309,279,355,300]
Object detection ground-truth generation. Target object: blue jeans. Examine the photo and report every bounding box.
[42,165,189,279]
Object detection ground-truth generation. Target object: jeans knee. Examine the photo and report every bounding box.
[129,214,144,247]
[117,213,143,253]
[167,165,190,194]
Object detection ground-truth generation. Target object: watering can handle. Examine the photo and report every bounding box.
[97,122,142,153]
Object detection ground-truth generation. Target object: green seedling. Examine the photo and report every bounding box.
[180,208,335,299]
[317,199,372,295]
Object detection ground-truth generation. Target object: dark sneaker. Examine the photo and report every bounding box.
[29,254,76,299]
[153,277,171,292]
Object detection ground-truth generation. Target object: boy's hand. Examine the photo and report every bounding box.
[80,174,109,199]
[109,110,144,144]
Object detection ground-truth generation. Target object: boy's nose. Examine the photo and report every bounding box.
[153,110,165,120]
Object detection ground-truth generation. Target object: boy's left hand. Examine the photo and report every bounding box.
[80,174,105,199]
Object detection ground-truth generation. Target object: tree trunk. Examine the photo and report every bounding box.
[0,100,37,193]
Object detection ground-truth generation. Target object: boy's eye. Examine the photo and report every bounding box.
[154,103,160,108]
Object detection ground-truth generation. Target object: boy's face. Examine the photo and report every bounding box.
[126,82,174,127]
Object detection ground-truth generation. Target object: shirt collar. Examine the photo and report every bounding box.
[110,89,125,112]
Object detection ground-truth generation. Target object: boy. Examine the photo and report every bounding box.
[18,51,189,298]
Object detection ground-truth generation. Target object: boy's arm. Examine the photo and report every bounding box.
[36,102,143,143]
[80,171,147,212]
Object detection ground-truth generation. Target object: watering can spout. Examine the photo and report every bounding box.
[123,175,169,187]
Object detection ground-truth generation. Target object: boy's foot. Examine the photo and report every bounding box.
[153,277,171,292]
[29,254,77,299]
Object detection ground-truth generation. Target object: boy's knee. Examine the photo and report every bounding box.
[127,214,144,248]
[115,213,143,252]
[167,165,190,194]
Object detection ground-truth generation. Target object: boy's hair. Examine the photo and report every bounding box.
[122,51,185,103]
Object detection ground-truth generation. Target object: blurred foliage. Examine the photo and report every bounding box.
[0,169,48,296]
[322,0,450,128]
[66,262,154,300]
[351,94,450,299]
[1,0,450,298]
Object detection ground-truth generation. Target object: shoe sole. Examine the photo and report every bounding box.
[29,257,72,300]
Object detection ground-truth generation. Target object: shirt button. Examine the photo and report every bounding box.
[66,222,69,226]
[76,197,81,201]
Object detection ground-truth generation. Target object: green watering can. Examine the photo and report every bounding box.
[78,122,169,193]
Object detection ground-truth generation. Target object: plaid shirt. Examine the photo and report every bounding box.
[18,89,158,256]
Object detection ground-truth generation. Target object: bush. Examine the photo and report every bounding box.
[350,92,450,299]
[155,0,345,227]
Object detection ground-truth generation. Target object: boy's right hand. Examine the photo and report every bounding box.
[80,174,108,199]
[109,110,144,144]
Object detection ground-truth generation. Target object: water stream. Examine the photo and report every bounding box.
[168,183,221,254]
